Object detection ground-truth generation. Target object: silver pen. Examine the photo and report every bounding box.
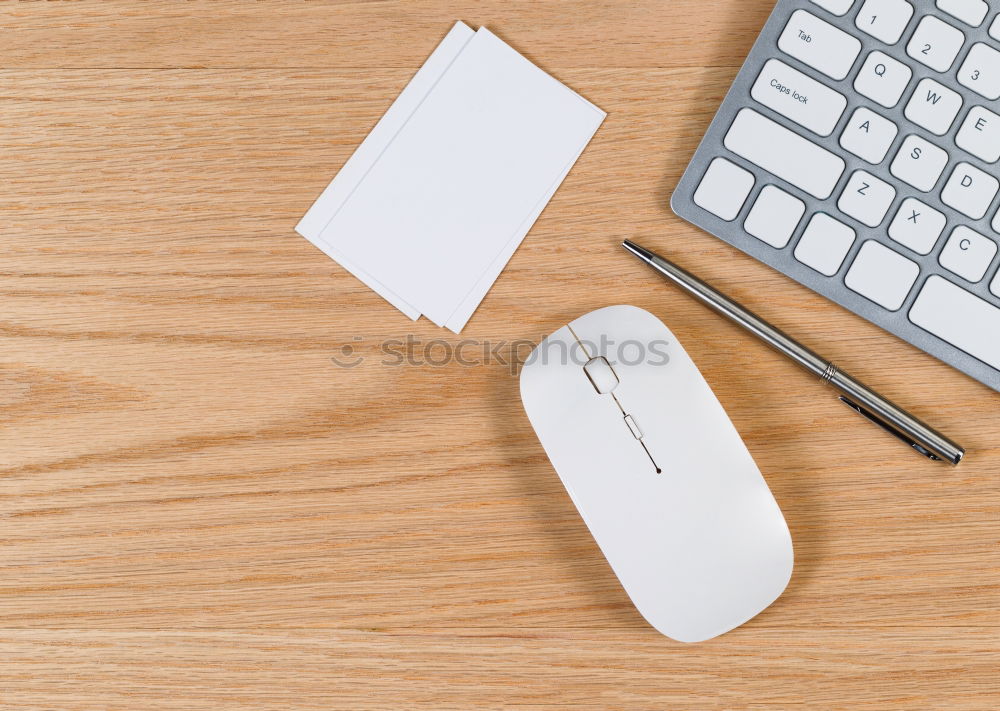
[623,240,965,465]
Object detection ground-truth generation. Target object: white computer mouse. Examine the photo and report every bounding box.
[519,305,793,643]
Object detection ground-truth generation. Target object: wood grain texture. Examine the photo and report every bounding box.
[0,1,997,708]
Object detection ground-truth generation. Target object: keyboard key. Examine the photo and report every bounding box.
[724,109,846,199]
[936,0,989,27]
[939,225,998,282]
[744,185,806,248]
[854,51,913,108]
[910,275,1000,370]
[845,240,919,310]
[941,162,1000,220]
[956,106,1000,163]
[840,107,898,163]
[992,15,1000,40]
[811,0,856,15]
[750,59,848,136]
[856,0,915,44]
[889,197,947,254]
[906,15,965,72]
[838,170,897,227]
[957,43,1000,100]
[778,10,863,81]
[794,213,856,275]
[693,158,755,221]
[904,78,963,135]
[890,135,949,192]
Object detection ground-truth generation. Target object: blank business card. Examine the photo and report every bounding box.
[297,22,605,331]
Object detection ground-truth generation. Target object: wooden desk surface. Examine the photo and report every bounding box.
[2,1,997,708]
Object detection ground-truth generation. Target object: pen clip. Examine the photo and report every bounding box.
[839,396,940,461]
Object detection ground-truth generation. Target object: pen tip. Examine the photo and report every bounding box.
[622,240,655,263]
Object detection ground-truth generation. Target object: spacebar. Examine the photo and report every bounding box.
[723,108,845,200]
[909,275,1000,370]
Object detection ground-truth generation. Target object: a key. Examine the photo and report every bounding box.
[910,275,1000,369]
[941,162,1000,220]
[956,106,1000,163]
[992,15,1000,40]
[743,185,806,248]
[724,108,846,199]
[794,213,856,275]
[936,0,989,27]
[845,240,920,310]
[856,0,915,44]
[840,107,899,163]
[904,78,963,135]
[906,15,965,72]
[750,59,848,136]
[778,10,862,81]
[890,135,949,192]
[888,197,947,254]
[958,43,1000,101]
[838,170,897,227]
[811,0,856,15]
[854,51,913,108]
[693,158,756,221]
[939,226,998,282]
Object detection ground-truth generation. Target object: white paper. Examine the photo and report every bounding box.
[298,23,605,331]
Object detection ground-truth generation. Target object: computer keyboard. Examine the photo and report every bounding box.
[672,0,1000,392]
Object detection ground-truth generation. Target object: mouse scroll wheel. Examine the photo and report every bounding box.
[583,356,620,394]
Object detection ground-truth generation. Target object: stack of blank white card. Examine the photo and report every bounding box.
[296,22,606,333]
